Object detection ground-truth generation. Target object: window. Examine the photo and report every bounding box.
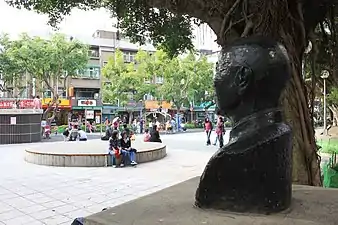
[58,88,66,98]
[74,88,99,99]
[143,94,154,101]
[155,76,164,84]
[123,52,136,63]
[44,90,52,98]
[76,66,100,79]
[88,49,99,58]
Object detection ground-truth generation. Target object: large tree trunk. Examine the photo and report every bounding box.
[150,0,323,186]
[219,0,322,186]
[253,2,321,186]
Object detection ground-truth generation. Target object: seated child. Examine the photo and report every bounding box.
[143,129,151,142]
[120,131,137,166]
[108,130,127,167]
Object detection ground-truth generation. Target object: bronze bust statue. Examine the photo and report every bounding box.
[195,36,293,214]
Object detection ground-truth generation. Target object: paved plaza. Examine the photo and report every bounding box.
[0,131,226,225]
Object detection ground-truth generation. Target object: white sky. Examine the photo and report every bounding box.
[0,0,114,38]
[0,0,218,50]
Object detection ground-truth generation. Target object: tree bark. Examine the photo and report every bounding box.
[146,0,324,186]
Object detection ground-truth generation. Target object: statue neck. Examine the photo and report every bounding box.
[229,108,282,142]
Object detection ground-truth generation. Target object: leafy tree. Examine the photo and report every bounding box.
[187,54,215,106]
[159,53,214,111]
[327,87,338,126]
[0,33,26,96]
[102,49,142,106]
[2,33,88,121]
[7,0,333,185]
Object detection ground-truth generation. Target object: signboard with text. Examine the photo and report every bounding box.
[42,98,71,109]
[77,99,96,107]
[0,99,34,109]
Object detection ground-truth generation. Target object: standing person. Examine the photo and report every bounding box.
[155,120,161,131]
[104,117,110,130]
[204,118,213,145]
[122,123,131,137]
[149,120,153,132]
[33,96,41,109]
[113,117,119,130]
[213,117,225,147]
[139,118,144,134]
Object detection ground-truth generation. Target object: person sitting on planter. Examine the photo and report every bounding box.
[78,128,88,141]
[63,128,70,141]
[69,125,79,141]
[108,130,127,167]
[120,131,137,166]
[143,129,151,142]
[149,125,162,143]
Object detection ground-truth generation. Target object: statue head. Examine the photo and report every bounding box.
[214,36,291,122]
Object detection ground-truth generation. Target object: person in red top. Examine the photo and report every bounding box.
[143,129,151,142]
[204,118,213,145]
[213,117,225,147]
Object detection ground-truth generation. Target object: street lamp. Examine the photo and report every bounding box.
[321,70,330,135]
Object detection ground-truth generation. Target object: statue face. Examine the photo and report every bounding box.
[214,49,252,114]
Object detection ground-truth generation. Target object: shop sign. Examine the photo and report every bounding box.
[72,106,102,110]
[78,99,96,107]
[144,100,172,110]
[0,99,34,109]
[42,98,70,108]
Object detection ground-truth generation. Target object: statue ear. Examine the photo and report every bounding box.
[236,66,252,95]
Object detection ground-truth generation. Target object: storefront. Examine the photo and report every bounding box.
[42,98,71,125]
[102,105,119,121]
[71,99,103,125]
[144,100,172,122]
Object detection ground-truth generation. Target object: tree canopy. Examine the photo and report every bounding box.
[102,49,214,110]
[0,33,88,97]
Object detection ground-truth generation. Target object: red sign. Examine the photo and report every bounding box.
[0,99,34,109]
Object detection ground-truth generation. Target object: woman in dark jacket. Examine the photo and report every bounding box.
[109,130,126,167]
[120,131,137,165]
[149,125,162,143]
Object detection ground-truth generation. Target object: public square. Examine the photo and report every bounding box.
[0,131,226,225]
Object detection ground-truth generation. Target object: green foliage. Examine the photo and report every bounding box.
[327,87,338,106]
[102,49,146,106]
[102,49,214,110]
[159,52,214,109]
[0,33,26,92]
[6,0,195,57]
[0,33,89,95]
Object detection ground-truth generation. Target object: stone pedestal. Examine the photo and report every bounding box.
[0,109,43,144]
[84,177,338,225]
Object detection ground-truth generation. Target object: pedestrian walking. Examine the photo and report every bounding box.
[204,118,213,145]
[213,117,225,147]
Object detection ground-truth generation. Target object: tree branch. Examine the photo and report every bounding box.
[219,0,242,39]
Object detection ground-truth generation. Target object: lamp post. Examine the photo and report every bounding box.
[321,70,329,135]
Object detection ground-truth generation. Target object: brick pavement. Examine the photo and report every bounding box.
[0,132,219,225]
